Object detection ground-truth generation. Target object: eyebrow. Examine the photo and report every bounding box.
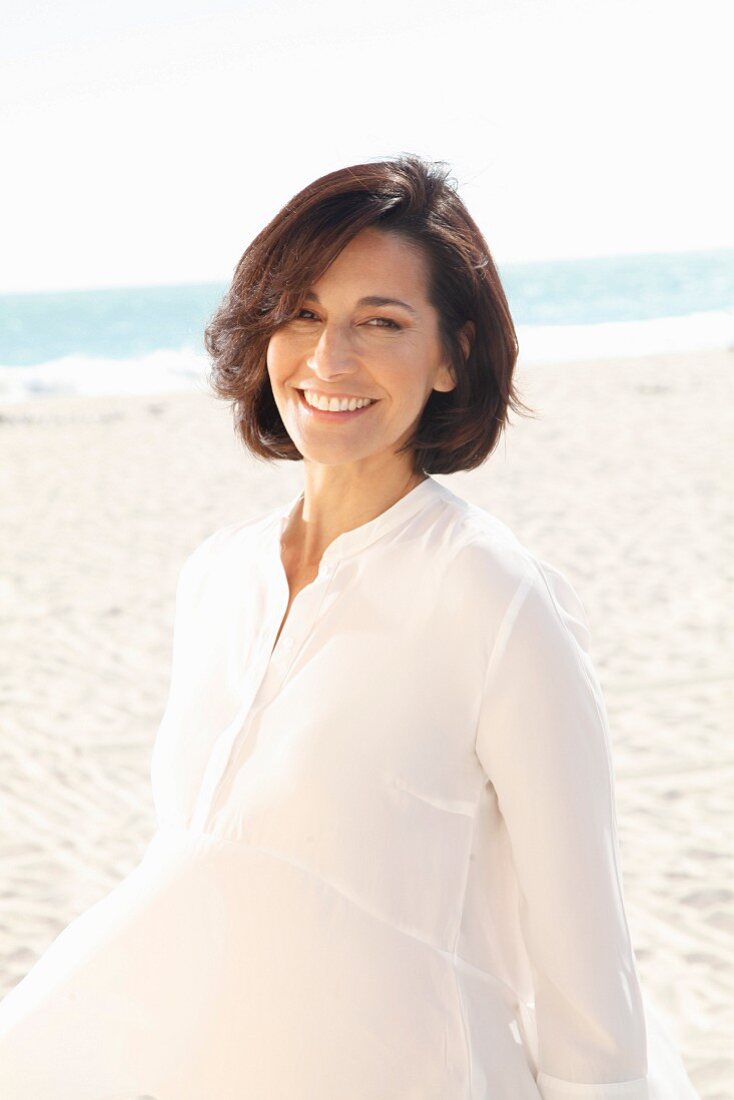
[304,291,418,317]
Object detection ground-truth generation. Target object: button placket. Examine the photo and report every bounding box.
[190,561,336,832]
[188,653,274,833]
[265,562,334,685]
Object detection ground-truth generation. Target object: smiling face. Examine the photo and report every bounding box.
[266,227,458,477]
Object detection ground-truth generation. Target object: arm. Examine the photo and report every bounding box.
[475,560,649,1099]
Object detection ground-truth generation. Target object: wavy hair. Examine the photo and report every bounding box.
[204,153,535,474]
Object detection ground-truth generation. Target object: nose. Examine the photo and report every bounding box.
[306,321,358,380]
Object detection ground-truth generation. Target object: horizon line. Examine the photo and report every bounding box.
[2,244,733,298]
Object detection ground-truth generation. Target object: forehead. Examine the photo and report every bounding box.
[313,228,430,296]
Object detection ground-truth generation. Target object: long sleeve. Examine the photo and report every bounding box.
[474,558,649,1100]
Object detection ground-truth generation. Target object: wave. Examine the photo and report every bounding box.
[0,347,211,404]
[517,307,734,365]
[0,310,732,403]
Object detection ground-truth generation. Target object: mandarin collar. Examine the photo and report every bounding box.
[274,476,445,566]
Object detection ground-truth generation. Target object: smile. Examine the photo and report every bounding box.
[297,389,380,419]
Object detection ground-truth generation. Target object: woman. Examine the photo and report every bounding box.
[0,155,697,1098]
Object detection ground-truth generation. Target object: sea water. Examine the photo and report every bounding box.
[0,249,732,403]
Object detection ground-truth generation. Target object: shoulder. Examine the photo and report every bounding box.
[433,483,590,651]
[431,484,533,604]
[178,506,277,586]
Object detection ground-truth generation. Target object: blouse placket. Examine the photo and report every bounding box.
[192,561,338,831]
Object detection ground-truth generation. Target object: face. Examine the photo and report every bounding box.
[266,227,463,476]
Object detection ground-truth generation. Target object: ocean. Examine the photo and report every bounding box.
[0,248,732,403]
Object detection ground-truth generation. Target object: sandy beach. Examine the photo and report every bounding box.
[0,348,731,1097]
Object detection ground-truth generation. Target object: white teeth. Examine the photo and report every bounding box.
[303,391,375,412]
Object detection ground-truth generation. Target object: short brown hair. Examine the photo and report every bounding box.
[204,153,534,474]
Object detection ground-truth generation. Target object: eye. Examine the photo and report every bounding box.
[366,317,402,330]
[294,310,402,330]
[291,309,401,331]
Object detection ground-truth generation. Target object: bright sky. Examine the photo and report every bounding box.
[1,0,731,293]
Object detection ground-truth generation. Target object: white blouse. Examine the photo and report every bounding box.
[0,474,698,1099]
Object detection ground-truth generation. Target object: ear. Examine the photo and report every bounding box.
[434,320,475,394]
[458,320,475,363]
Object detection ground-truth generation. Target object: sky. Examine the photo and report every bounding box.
[1,0,732,294]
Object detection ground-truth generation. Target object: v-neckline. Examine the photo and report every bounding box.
[266,476,444,661]
[273,475,441,568]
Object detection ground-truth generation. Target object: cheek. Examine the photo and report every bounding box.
[379,354,431,406]
[265,335,291,384]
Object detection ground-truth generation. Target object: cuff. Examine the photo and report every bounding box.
[536,1070,649,1099]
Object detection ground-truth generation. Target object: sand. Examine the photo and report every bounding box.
[0,348,731,1097]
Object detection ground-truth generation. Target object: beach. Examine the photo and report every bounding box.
[0,347,730,1097]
